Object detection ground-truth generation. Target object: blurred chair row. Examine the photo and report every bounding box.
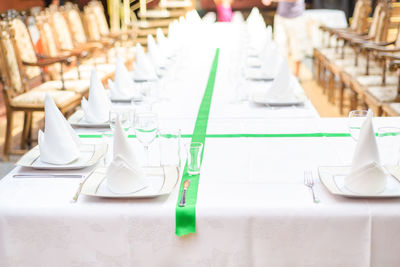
[314,0,400,117]
[0,1,140,161]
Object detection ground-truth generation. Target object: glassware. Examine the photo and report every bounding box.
[185,142,203,175]
[134,112,159,166]
[109,107,134,132]
[378,127,400,165]
[159,129,181,167]
[348,110,368,141]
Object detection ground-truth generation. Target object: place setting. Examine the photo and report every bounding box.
[318,110,400,198]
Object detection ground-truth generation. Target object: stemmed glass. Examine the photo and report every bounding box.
[348,110,368,141]
[134,112,159,166]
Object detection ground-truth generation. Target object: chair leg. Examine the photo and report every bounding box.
[339,82,344,115]
[21,112,33,149]
[3,111,14,162]
[328,72,335,104]
[350,91,358,111]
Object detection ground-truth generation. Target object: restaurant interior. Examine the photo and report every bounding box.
[0,0,400,266]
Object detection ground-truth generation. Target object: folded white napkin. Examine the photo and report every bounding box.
[114,55,137,93]
[38,94,81,165]
[345,110,387,194]
[262,59,295,102]
[186,10,201,24]
[132,43,158,81]
[147,34,166,69]
[157,28,173,58]
[247,7,260,23]
[232,11,244,24]
[81,69,111,123]
[106,117,146,194]
[259,45,283,78]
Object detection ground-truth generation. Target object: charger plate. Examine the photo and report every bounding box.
[68,110,109,128]
[80,165,179,198]
[318,166,400,198]
[17,144,107,170]
[252,91,304,107]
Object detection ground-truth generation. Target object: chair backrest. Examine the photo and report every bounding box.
[351,0,372,34]
[83,6,102,41]
[367,1,384,39]
[35,14,63,79]
[88,1,110,36]
[373,0,392,43]
[0,21,27,100]
[48,10,75,51]
[64,3,88,44]
[10,17,41,80]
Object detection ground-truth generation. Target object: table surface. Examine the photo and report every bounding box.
[1,23,400,267]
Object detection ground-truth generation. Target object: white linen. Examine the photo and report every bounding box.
[132,43,158,81]
[38,94,80,165]
[106,118,145,194]
[2,24,400,267]
[81,69,111,123]
[345,111,387,194]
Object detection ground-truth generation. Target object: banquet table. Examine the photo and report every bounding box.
[1,23,400,267]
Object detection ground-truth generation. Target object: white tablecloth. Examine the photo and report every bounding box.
[1,24,400,267]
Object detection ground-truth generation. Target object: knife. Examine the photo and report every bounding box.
[179,179,191,207]
[13,174,84,178]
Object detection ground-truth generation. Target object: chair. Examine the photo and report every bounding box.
[0,21,81,161]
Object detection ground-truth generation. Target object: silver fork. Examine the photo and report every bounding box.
[304,171,320,203]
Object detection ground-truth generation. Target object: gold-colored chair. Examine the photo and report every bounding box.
[0,21,81,161]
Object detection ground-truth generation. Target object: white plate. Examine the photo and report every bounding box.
[252,90,304,107]
[81,166,179,198]
[17,144,107,170]
[69,110,109,128]
[318,166,400,198]
[245,69,274,82]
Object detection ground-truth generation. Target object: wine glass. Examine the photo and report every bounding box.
[348,110,368,141]
[134,112,159,166]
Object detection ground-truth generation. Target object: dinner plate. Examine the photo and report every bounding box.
[251,91,304,107]
[17,144,107,170]
[80,165,179,198]
[318,166,400,198]
[245,69,274,82]
[68,110,109,128]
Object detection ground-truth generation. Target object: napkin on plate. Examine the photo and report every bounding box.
[261,59,295,102]
[259,45,282,78]
[132,43,158,81]
[106,117,146,194]
[345,110,387,194]
[157,28,172,58]
[147,34,166,69]
[38,93,81,165]
[81,69,111,123]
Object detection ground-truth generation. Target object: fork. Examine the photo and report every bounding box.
[304,171,320,203]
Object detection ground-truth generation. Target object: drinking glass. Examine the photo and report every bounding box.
[378,127,400,165]
[109,108,133,132]
[159,129,181,167]
[348,110,368,141]
[134,112,159,166]
[185,142,203,175]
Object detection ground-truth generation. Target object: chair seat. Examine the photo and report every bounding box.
[35,80,90,94]
[356,75,398,86]
[322,47,355,61]
[11,88,79,108]
[387,103,400,115]
[344,64,382,76]
[367,85,398,102]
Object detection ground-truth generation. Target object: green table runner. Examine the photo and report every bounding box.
[175,48,220,236]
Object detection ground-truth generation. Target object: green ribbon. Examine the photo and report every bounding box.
[79,132,400,139]
[175,48,220,236]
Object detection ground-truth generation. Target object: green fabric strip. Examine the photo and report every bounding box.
[79,132,400,139]
[175,48,220,236]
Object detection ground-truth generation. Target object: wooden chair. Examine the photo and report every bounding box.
[314,0,371,89]
[0,21,81,161]
[7,13,91,97]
